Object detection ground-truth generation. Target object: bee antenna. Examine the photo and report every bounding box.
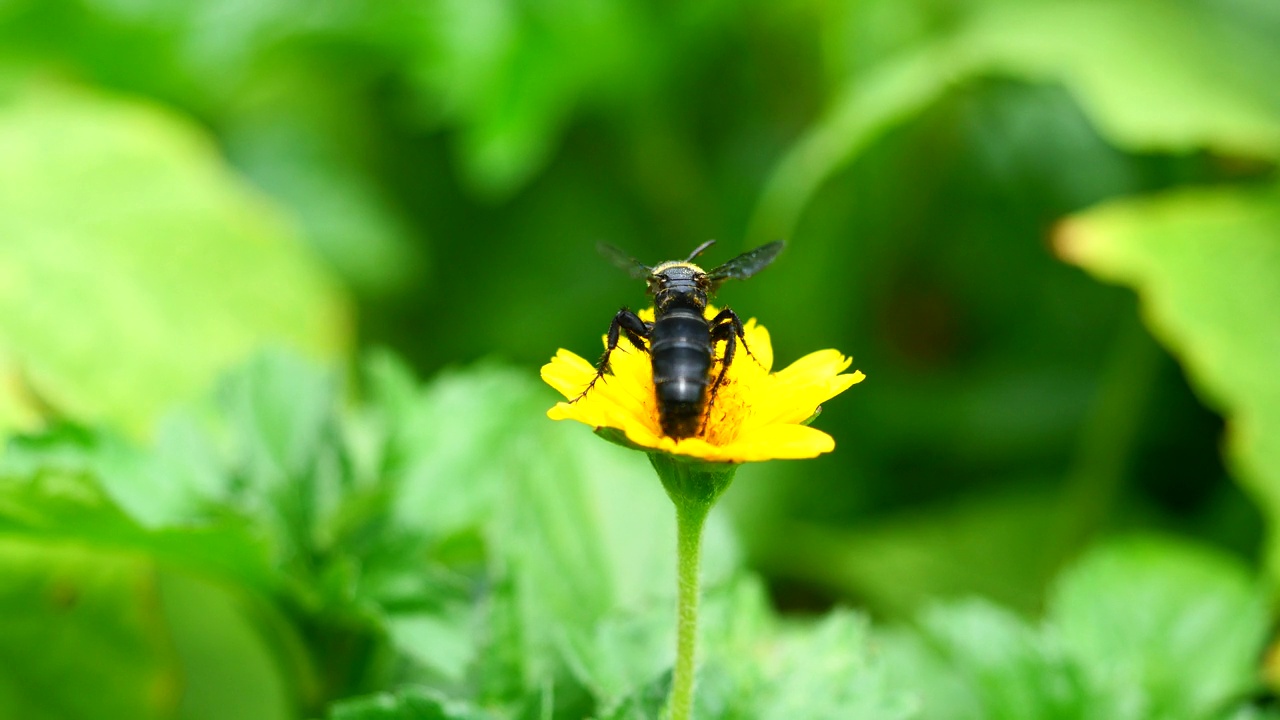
[686,240,716,262]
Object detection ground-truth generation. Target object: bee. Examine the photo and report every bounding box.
[572,240,785,439]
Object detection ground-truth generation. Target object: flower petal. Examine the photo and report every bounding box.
[540,349,597,399]
[745,368,865,429]
[721,423,837,461]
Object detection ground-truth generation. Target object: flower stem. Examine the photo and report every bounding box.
[647,453,738,720]
[670,497,709,720]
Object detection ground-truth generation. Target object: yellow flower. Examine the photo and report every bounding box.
[541,307,864,463]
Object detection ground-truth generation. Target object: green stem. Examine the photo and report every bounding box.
[647,453,738,720]
[670,499,710,720]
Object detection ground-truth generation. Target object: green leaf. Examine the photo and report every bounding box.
[1228,708,1280,720]
[384,606,475,684]
[206,350,349,572]
[747,38,962,243]
[897,600,1093,720]
[1048,537,1268,720]
[158,570,300,720]
[883,537,1268,720]
[1057,184,1280,573]
[327,686,497,720]
[490,420,743,708]
[384,362,549,539]
[0,440,310,712]
[371,362,747,708]
[0,460,279,595]
[592,587,911,720]
[0,537,180,720]
[408,1,647,197]
[0,82,349,437]
[742,486,1065,616]
[750,0,1280,241]
[958,1,1280,159]
[222,85,426,298]
[592,671,670,720]
[755,611,917,720]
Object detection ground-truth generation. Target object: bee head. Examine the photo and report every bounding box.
[646,262,711,296]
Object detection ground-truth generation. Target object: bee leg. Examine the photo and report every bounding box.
[570,308,650,403]
[708,307,764,368]
[701,322,738,433]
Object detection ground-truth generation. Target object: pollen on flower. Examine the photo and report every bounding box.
[541,306,864,464]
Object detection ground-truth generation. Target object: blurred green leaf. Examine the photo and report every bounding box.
[0,538,179,720]
[744,486,1063,616]
[747,37,960,243]
[881,537,1267,720]
[751,0,1280,241]
[0,82,349,436]
[960,1,1280,158]
[408,1,705,197]
[492,422,743,708]
[902,600,1093,720]
[0,449,310,716]
[755,611,916,720]
[209,350,347,571]
[221,82,426,298]
[1230,708,1280,720]
[158,570,299,720]
[327,686,496,720]
[1049,536,1268,720]
[0,355,554,715]
[1058,183,1280,573]
[385,609,475,684]
[0,458,279,594]
[592,671,669,720]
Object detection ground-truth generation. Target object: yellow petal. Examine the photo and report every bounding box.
[746,369,865,429]
[540,349,596,398]
[723,424,837,461]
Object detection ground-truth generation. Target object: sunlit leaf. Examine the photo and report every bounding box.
[751,0,1280,241]
[960,1,1280,159]
[0,82,349,437]
[159,570,300,720]
[1049,537,1268,720]
[327,686,496,720]
[1057,184,1280,572]
[888,600,1092,720]
[880,537,1267,720]
[0,458,279,595]
[0,538,180,720]
[756,611,917,720]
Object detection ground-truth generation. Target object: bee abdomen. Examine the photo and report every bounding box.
[655,371,707,438]
[657,399,704,438]
[650,311,713,439]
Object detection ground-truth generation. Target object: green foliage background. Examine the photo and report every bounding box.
[1,0,1279,717]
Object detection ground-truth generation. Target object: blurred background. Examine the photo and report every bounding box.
[2,0,1280,716]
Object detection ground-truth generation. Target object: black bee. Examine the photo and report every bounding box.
[572,240,785,439]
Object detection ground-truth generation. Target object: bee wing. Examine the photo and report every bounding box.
[597,242,651,279]
[706,241,784,282]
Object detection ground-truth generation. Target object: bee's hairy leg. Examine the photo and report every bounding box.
[708,307,763,367]
[569,307,650,403]
[701,321,739,434]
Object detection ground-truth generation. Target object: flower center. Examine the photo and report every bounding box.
[691,357,750,446]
